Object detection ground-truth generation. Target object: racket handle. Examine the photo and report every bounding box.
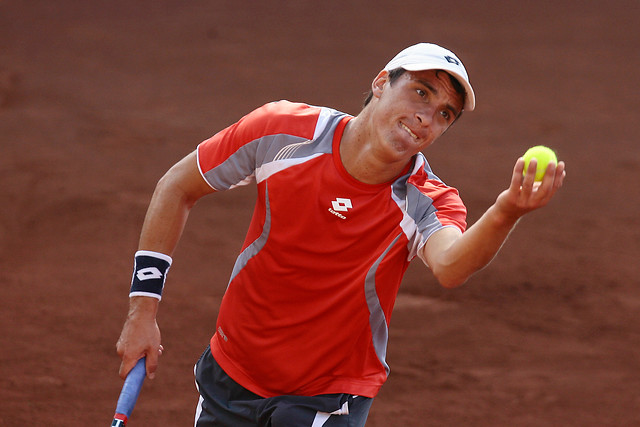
[112,357,146,426]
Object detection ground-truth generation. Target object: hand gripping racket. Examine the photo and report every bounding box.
[111,357,146,426]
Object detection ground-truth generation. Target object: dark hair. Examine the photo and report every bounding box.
[362,68,466,115]
[438,70,466,105]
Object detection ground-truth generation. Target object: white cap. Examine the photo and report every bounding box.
[384,43,476,111]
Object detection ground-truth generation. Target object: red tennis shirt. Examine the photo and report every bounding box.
[197,100,466,398]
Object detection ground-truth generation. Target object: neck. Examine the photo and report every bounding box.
[340,112,411,185]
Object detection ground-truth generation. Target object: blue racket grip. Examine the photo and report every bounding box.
[113,357,146,425]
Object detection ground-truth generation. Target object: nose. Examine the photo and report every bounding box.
[415,105,435,128]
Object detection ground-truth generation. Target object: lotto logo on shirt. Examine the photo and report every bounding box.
[329,198,352,219]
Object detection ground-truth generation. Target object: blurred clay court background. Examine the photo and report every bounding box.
[1,1,639,425]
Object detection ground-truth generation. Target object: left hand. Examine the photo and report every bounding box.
[494,157,566,222]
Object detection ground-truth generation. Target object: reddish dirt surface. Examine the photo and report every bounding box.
[1,1,639,426]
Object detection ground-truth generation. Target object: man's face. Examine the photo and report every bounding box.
[369,69,464,161]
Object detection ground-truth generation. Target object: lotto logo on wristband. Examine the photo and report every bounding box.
[136,267,164,281]
[130,251,172,300]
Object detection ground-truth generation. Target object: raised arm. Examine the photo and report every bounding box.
[116,150,215,379]
[421,156,566,288]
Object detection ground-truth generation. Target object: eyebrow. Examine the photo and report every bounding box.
[415,78,462,119]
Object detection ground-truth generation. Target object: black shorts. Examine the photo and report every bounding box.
[193,347,373,427]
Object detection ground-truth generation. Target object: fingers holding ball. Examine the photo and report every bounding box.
[522,145,558,182]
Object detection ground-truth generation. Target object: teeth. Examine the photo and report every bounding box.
[401,123,418,139]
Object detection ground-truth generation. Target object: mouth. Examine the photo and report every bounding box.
[400,122,419,141]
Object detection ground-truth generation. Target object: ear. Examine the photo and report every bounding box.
[371,70,389,99]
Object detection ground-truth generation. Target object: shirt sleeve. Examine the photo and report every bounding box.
[197,101,319,191]
[406,167,467,258]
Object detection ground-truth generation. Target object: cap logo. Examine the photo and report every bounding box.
[444,55,460,66]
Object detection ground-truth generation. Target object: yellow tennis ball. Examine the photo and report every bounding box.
[523,145,558,181]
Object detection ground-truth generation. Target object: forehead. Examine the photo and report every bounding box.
[404,69,465,109]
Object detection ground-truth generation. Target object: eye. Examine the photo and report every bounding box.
[416,88,426,98]
[439,109,450,121]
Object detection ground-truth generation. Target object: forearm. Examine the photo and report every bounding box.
[138,174,197,255]
[129,167,202,302]
[427,157,565,288]
[428,204,519,288]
